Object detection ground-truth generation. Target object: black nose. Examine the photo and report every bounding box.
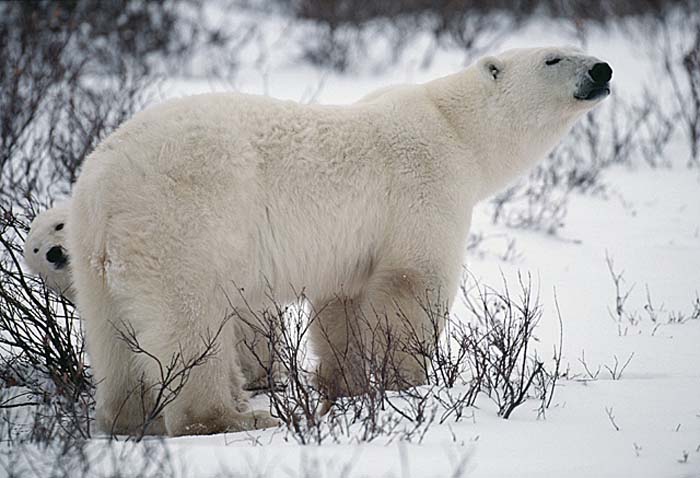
[46,246,66,265]
[589,62,612,84]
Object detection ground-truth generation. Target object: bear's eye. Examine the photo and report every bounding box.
[545,58,561,66]
[33,248,39,254]
[55,223,64,231]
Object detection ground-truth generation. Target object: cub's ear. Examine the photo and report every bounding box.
[478,56,504,81]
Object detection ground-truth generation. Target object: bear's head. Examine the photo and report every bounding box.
[452,46,612,197]
[477,46,612,122]
[23,202,74,302]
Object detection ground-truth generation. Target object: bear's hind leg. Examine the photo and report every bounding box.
[124,293,279,436]
[77,286,166,436]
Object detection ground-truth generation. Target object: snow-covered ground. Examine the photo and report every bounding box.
[5,11,700,478]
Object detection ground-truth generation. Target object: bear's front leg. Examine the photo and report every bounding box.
[310,264,456,399]
[360,266,451,392]
[309,295,370,399]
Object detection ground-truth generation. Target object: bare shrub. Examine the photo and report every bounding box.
[604,405,621,431]
[0,0,239,206]
[575,351,634,382]
[533,292,563,418]
[635,89,676,168]
[642,284,663,326]
[289,0,687,34]
[298,24,357,72]
[605,252,639,336]
[657,5,700,166]
[466,232,520,262]
[667,293,700,324]
[235,294,328,445]
[234,291,443,445]
[603,353,635,380]
[604,255,698,334]
[276,0,690,72]
[0,208,90,401]
[575,97,648,171]
[273,0,524,72]
[425,8,516,66]
[490,160,571,235]
[0,2,165,204]
[230,271,560,446]
[0,206,94,450]
[461,273,554,419]
[577,350,601,381]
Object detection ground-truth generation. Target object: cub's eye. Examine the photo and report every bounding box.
[545,58,561,65]
[33,248,39,254]
[55,223,64,231]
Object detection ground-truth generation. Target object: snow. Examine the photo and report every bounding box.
[5,9,700,478]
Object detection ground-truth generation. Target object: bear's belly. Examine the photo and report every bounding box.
[249,187,386,302]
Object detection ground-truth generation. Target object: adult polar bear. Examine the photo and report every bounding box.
[68,47,612,436]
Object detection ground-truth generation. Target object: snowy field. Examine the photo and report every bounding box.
[2,7,700,478]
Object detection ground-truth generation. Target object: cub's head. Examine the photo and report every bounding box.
[477,46,612,123]
[23,202,74,302]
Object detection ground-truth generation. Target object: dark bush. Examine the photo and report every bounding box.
[0,0,222,205]
[291,0,691,27]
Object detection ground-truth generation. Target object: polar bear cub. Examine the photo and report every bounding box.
[23,203,75,302]
[67,47,611,436]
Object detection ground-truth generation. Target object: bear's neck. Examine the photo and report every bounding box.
[424,70,578,201]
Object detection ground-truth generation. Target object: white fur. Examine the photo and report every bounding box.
[67,47,610,436]
[23,203,75,302]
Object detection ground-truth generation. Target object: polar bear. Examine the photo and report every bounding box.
[67,47,611,436]
[23,203,76,302]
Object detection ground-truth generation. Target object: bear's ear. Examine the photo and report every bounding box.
[478,56,504,81]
